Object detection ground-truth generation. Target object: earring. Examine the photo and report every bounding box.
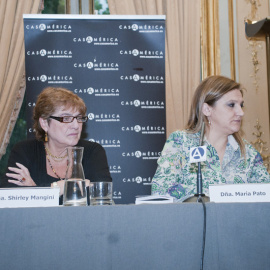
[208,119,211,126]
[45,132,48,142]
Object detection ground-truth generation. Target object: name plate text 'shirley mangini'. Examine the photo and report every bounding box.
[0,187,60,208]
[209,183,270,203]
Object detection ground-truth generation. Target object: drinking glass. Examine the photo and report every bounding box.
[89,182,113,205]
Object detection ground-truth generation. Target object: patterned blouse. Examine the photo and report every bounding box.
[151,130,270,201]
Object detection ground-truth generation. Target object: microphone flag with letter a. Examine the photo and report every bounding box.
[189,146,207,163]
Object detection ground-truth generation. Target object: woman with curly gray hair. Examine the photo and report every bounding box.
[1,87,111,198]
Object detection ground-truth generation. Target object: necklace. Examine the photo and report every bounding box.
[44,145,67,161]
[45,146,68,180]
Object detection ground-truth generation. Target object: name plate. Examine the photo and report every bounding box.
[209,183,270,203]
[0,187,60,208]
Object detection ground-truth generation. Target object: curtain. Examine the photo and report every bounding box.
[108,0,201,136]
[0,0,42,159]
[201,0,220,79]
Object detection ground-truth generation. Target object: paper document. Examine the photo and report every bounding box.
[135,195,174,205]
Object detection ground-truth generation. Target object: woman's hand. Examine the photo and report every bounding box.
[6,162,36,186]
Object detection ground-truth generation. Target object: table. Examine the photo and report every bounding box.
[0,202,269,270]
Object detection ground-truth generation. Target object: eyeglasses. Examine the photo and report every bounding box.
[49,115,88,123]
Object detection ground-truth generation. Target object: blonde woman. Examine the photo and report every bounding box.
[151,75,270,201]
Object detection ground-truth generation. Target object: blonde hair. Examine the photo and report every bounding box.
[33,87,87,141]
[186,75,245,156]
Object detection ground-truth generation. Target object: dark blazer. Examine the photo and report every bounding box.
[0,139,112,188]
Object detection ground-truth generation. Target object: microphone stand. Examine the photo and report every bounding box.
[184,123,209,203]
[195,162,204,200]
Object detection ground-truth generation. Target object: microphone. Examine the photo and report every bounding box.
[199,122,205,146]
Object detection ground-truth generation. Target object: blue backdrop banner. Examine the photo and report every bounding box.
[23,14,166,204]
